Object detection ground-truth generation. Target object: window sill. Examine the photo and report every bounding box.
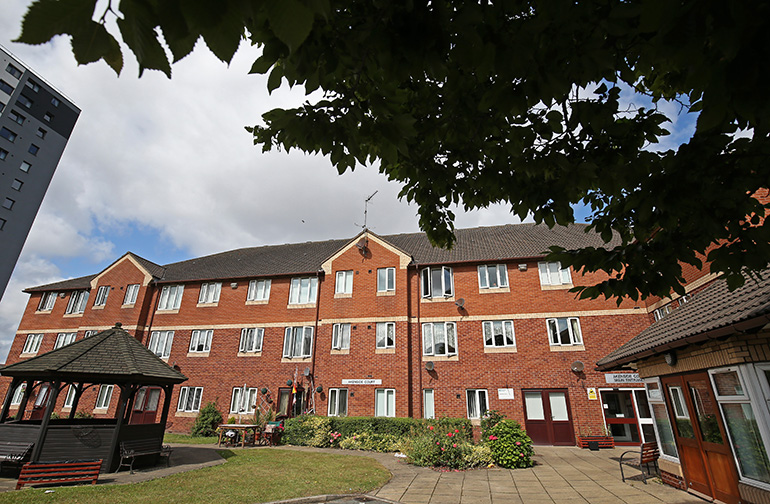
[375,348,396,354]
[245,300,269,306]
[121,304,136,309]
[422,355,459,362]
[331,349,350,355]
[92,305,105,310]
[540,284,574,291]
[34,310,52,315]
[175,411,198,418]
[420,296,455,303]
[334,293,353,299]
[63,313,84,318]
[549,344,585,352]
[156,309,179,314]
[20,352,38,357]
[479,286,510,294]
[187,351,210,358]
[287,303,316,309]
[237,351,262,357]
[196,302,219,308]
[484,346,517,353]
[92,407,109,414]
[281,356,312,363]
[376,290,396,297]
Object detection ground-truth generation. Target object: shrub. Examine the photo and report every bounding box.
[404,425,473,469]
[74,410,93,419]
[191,402,223,437]
[227,417,237,424]
[485,420,534,469]
[464,442,493,468]
[480,409,505,436]
[338,432,402,452]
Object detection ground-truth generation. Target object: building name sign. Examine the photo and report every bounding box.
[497,388,515,400]
[341,379,382,385]
[605,373,642,384]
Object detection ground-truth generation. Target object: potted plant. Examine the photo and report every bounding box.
[577,426,615,449]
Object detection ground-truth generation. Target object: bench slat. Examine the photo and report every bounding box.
[16,460,102,490]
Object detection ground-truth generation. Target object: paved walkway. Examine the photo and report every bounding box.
[0,443,705,504]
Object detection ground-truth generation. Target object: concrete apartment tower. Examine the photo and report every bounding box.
[0,46,80,301]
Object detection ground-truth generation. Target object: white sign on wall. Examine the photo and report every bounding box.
[497,388,515,400]
[341,379,382,385]
[604,373,642,384]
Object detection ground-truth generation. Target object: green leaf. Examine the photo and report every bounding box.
[117,1,171,77]
[267,65,283,92]
[15,0,97,45]
[265,0,315,53]
[70,21,123,74]
[249,55,275,75]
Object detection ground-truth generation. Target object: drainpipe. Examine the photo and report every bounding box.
[414,262,422,419]
[310,269,323,413]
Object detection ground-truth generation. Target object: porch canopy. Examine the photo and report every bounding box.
[0,323,186,471]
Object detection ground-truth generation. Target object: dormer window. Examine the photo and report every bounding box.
[65,290,89,314]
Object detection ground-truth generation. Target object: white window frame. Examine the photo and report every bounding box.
[546,317,583,346]
[63,385,77,408]
[466,389,489,419]
[123,284,140,305]
[478,264,509,289]
[537,261,572,286]
[328,388,348,417]
[189,329,213,353]
[645,377,679,461]
[239,328,264,352]
[653,304,673,321]
[93,285,110,306]
[37,292,56,311]
[95,385,113,409]
[230,387,258,414]
[421,322,457,357]
[148,330,174,358]
[424,389,435,419]
[332,323,351,350]
[65,290,89,314]
[482,320,516,347]
[283,326,314,358]
[420,266,453,298]
[177,386,203,412]
[158,284,184,310]
[375,388,395,417]
[335,270,353,294]
[247,279,271,301]
[22,334,43,354]
[84,330,98,338]
[198,282,221,304]
[11,383,26,405]
[377,267,395,292]
[376,322,395,349]
[289,277,318,304]
[54,332,76,349]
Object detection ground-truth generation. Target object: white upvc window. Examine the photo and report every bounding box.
[177,386,203,412]
[198,282,221,304]
[332,323,351,350]
[538,261,572,286]
[54,332,76,349]
[423,389,435,419]
[483,320,516,347]
[189,329,213,352]
[63,385,77,408]
[376,322,395,349]
[93,285,110,306]
[65,290,89,314]
[375,388,395,417]
[420,266,453,298]
[466,389,489,419]
[653,304,673,321]
[34,384,50,408]
[37,292,56,311]
[158,284,184,310]
[230,387,258,414]
[422,322,457,356]
[645,378,679,460]
[247,279,271,301]
[546,317,582,346]
[239,328,264,352]
[478,264,509,289]
[84,330,98,338]
[328,388,348,417]
[335,270,353,294]
[22,334,43,354]
[289,277,318,304]
[95,385,113,409]
[377,267,395,292]
[11,383,26,405]
[283,326,313,358]
[123,284,140,305]
[148,330,174,358]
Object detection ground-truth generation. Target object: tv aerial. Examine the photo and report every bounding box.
[355,190,378,231]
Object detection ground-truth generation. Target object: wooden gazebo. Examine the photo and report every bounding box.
[0,323,186,471]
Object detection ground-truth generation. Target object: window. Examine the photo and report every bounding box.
[328,388,348,416]
[482,320,516,347]
[17,94,32,108]
[289,277,318,304]
[1,127,17,142]
[420,266,453,298]
[283,326,313,358]
[653,304,673,321]
[198,282,221,304]
[20,161,31,172]
[0,148,7,160]
[95,385,113,409]
[332,323,351,350]
[422,322,457,356]
[84,330,98,337]
[54,332,76,349]
[335,270,353,294]
[230,387,258,414]
[377,267,395,292]
[178,387,203,412]
[63,386,76,408]
[51,97,60,107]
[466,389,489,419]
[376,322,395,349]
[478,264,509,289]
[28,144,39,155]
[22,334,43,354]
[538,261,572,286]
[0,80,13,95]
[37,292,56,311]
[11,383,26,405]
[247,279,271,301]
[34,384,50,408]
[5,64,22,79]
[189,329,213,352]
[36,128,46,138]
[424,389,435,419]
[375,388,395,417]
[9,110,24,125]
[239,327,263,352]
[678,294,691,306]
[93,285,110,306]
[546,317,582,346]
[43,112,52,122]
[11,179,22,191]
[65,290,89,314]
[158,284,184,310]
[123,284,139,305]
[25,80,39,92]
[148,330,174,358]
[2,198,15,210]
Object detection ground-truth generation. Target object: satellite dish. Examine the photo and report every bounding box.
[571,361,585,373]
[455,298,465,308]
[355,238,369,255]
[304,367,311,377]
[425,361,435,371]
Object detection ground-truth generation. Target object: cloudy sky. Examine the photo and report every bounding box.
[0,1,696,362]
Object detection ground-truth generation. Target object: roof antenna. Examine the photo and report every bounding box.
[355,190,378,231]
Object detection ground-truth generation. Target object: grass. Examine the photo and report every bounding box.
[163,433,218,444]
[2,449,390,504]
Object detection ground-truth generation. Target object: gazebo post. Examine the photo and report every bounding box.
[0,377,21,422]
[67,382,82,420]
[106,384,132,471]
[31,379,61,462]
[159,384,173,428]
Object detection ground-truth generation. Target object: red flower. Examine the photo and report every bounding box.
[452,443,457,448]
[454,429,459,433]
[515,441,521,446]
[429,426,434,430]
[441,448,445,451]
[447,432,453,437]
[488,435,498,441]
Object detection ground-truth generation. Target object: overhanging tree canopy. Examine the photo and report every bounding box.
[16,0,770,301]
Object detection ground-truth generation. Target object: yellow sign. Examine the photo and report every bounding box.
[587,388,598,400]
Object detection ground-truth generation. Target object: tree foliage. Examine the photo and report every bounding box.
[16,0,770,300]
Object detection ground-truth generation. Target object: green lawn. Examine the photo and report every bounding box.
[3,449,390,504]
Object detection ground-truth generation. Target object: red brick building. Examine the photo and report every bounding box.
[1,223,667,444]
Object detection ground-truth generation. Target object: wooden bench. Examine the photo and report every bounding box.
[0,441,34,472]
[117,439,172,474]
[16,459,102,489]
[619,441,660,484]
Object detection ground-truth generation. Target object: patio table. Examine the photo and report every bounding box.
[216,424,260,448]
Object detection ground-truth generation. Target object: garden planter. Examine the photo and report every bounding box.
[577,436,615,449]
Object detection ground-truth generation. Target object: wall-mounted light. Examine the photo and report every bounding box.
[664,351,677,366]
[518,264,527,271]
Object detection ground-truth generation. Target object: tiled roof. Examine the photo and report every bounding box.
[0,324,187,384]
[596,270,770,370]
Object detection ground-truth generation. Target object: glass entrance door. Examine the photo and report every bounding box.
[601,390,639,445]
